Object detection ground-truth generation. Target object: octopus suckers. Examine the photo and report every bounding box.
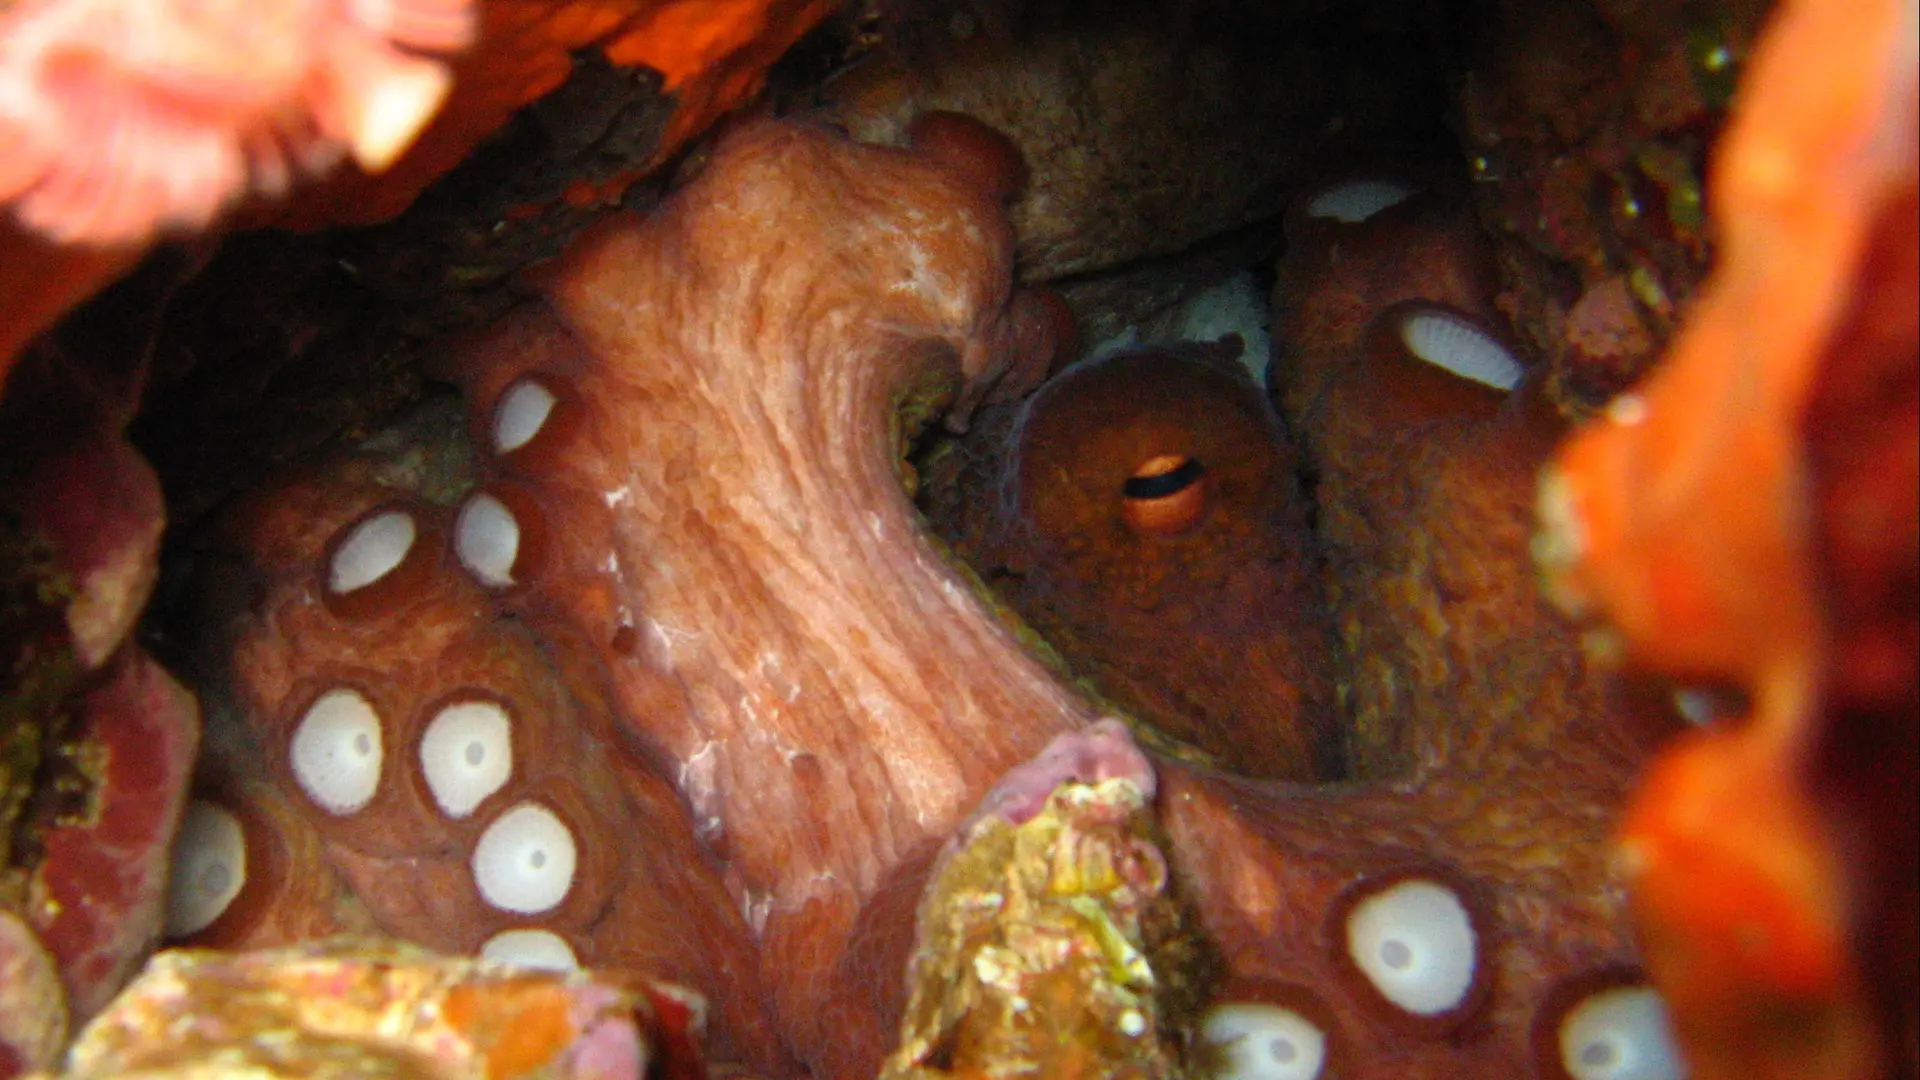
[1199,1001,1328,1080]
[479,928,581,972]
[1342,877,1480,1016]
[1396,309,1525,391]
[164,799,247,938]
[327,508,417,594]
[290,688,386,815]
[493,378,557,454]
[1557,985,1684,1080]
[471,801,577,914]
[454,491,522,588]
[419,700,514,818]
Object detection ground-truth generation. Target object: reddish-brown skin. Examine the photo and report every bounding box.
[1132,170,1678,1077]
[191,117,1678,1080]
[196,465,793,1076]
[1274,178,1566,781]
[958,339,1346,781]
[1273,183,1500,428]
[197,116,1095,1079]
[0,259,198,1064]
[177,769,376,951]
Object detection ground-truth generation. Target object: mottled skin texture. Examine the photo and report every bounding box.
[1108,168,1678,1077]
[197,462,792,1075]
[1275,180,1563,781]
[198,118,1097,1079]
[192,118,1676,1080]
[929,339,1345,780]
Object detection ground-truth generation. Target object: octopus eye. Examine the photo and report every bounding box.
[1121,454,1209,535]
[327,509,418,595]
[1557,986,1684,1080]
[480,928,581,972]
[454,491,522,588]
[419,700,514,819]
[1396,308,1525,391]
[290,688,386,815]
[1303,179,1418,223]
[165,800,247,938]
[492,378,558,455]
[471,802,577,914]
[1199,1002,1327,1079]
[1342,877,1481,1017]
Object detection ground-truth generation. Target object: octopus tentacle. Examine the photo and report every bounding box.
[191,453,793,1074]
[1155,169,1684,1079]
[435,119,1103,1076]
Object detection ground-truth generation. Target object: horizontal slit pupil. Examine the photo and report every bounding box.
[1123,457,1205,500]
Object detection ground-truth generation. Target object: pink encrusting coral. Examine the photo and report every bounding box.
[0,0,475,245]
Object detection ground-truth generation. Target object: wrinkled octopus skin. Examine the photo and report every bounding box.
[188,456,789,1073]
[1158,173,1685,1080]
[178,119,1686,1080]
[183,116,1093,1079]
[928,335,1346,781]
[918,167,1688,1079]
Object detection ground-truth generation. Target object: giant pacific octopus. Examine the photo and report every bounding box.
[156,106,1702,1080]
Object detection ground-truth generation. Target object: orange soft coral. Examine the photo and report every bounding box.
[1537,0,1919,1076]
[0,0,477,245]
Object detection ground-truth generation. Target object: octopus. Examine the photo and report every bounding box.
[156,108,1694,1080]
[0,2,1911,1079]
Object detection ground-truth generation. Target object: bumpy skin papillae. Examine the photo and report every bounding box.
[1272,178,1569,780]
